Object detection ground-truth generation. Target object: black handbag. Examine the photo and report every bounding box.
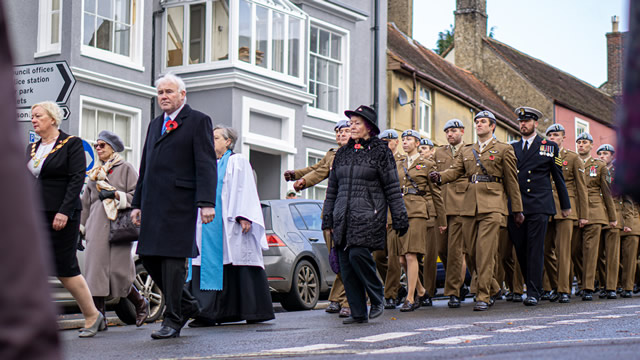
[109,208,140,244]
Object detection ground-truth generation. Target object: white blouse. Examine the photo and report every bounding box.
[28,141,56,178]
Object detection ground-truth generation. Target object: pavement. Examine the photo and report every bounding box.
[60,294,640,359]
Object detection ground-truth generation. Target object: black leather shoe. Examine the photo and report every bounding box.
[399,300,416,312]
[549,290,560,302]
[582,290,593,301]
[607,290,617,299]
[524,297,538,306]
[540,291,551,301]
[474,301,489,311]
[617,287,623,294]
[512,293,523,303]
[369,304,384,319]
[384,297,397,309]
[420,295,433,307]
[621,290,632,298]
[326,301,341,313]
[505,292,514,301]
[576,289,584,297]
[448,295,461,308]
[599,289,608,299]
[559,293,570,303]
[460,286,470,301]
[397,286,408,303]
[151,326,180,339]
[343,316,368,324]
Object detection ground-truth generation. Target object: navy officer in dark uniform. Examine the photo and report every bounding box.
[508,107,571,306]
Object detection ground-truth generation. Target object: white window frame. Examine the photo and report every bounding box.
[35,0,62,57]
[506,132,518,143]
[78,95,142,168]
[80,0,145,71]
[306,17,350,123]
[164,0,305,88]
[575,117,589,139]
[418,87,432,138]
[304,148,328,200]
[240,96,297,198]
[162,0,232,73]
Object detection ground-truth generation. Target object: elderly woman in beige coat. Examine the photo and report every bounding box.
[80,130,148,329]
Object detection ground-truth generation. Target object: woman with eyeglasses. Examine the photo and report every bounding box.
[27,101,103,338]
[80,131,149,332]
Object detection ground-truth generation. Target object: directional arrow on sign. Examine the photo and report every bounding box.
[14,61,76,108]
[59,105,71,120]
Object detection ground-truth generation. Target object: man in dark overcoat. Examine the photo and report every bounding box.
[131,73,217,339]
[508,107,571,306]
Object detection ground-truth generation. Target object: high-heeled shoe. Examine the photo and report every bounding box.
[79,312,105,338]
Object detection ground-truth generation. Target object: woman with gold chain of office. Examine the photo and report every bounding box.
[389,130,447,311]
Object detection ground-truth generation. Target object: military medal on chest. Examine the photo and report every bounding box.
[589,165,597,177]
[539,145,553,157]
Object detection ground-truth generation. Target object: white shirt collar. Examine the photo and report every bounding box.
[522,134,536,148]
[165,102,186,121]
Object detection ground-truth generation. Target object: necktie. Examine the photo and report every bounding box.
[161,115,170,135]
[523,141,529,152]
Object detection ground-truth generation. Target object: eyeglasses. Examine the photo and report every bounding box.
[93,143,107,150]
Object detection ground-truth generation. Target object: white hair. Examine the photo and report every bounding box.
[155,72,186,93]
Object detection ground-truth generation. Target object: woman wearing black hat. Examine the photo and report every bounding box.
[322,105,409,324]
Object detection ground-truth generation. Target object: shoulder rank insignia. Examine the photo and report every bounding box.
[555,156,563,166]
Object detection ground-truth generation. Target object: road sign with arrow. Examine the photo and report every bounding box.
[14,61,76,108]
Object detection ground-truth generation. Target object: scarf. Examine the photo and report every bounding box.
[188,150,231,291]
[87,153,124,220]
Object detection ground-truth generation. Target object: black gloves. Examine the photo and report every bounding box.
[99,189,116,201]
[396,227,408,237]
[428,171,441,185]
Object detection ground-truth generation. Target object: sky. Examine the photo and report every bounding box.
[412,0,630,88]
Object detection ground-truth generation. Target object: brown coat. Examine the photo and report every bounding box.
[81,161,138,297]
[396,154,446,227]
[551,148,588,220]
[294,148,336,184]
[580,157,617,225]
[440,139,523,216]
[433,144,467,216]
[622,198,640,236]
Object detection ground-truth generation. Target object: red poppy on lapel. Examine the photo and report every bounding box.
[489,155,495,160]
[416,165,422,170]
[165,120,178,133]
[354,144,362,150]
[108,169,113,174]
[563,160,568,166]
[541,139,547,144]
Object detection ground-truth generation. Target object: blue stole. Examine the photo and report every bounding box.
[187,150,231,290]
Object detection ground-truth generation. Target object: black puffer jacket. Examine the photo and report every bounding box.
[322,136,408,250]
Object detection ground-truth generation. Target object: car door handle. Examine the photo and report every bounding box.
[308,237,319,242]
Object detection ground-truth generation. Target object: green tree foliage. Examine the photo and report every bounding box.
[435,25,454,55]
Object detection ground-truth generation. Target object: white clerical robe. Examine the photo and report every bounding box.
[194,154,268,267]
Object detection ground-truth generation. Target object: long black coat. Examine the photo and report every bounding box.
[322,136,408,251]
[132,104,217,258]
[512,135,570,215]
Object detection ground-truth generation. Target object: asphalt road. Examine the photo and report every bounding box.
[61,295,640,359]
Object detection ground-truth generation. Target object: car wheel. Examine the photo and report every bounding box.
[114,263,164,325]
[280,260,319,311]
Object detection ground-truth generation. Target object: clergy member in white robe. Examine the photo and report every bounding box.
[186,126,274,327]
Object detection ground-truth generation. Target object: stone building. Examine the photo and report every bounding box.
[386,10,519,146]
[444,0,619,152]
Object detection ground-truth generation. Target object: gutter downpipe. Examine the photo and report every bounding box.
[151,7,165,121]
[372,0,380,126]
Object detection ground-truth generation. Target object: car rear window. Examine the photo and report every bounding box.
[290,203,322,231]
[262,204,272,231]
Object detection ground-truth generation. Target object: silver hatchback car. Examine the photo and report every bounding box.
[261,199,335,311]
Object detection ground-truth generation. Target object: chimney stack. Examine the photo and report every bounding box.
[388,0,413,37]
[453,0,488,77]
[604,15,624,97]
